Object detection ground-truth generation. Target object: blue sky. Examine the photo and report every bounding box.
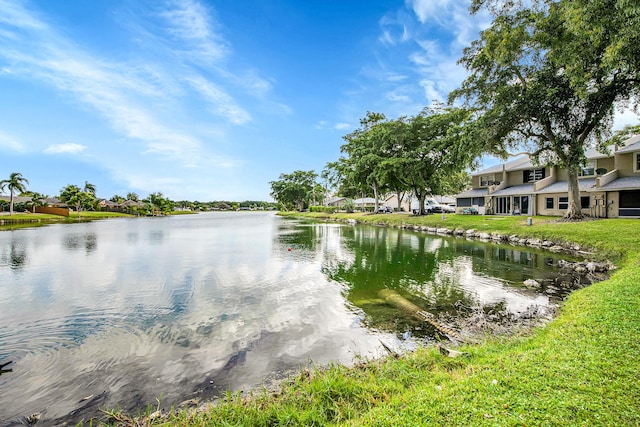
[1,1,638,202]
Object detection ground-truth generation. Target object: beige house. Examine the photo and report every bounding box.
[456,135,640,218]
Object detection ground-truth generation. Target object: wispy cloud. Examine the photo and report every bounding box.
[366,1,487,108]
[334,123,351,131]
[44,143,87,154]
[185,75,251,124]
[159,0,229,64]
[0,1,250,172]
[407,0,458,25]
[0,131,25,153]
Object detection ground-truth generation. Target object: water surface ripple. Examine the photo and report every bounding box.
[0,212,577,425]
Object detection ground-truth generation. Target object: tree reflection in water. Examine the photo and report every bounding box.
[277,220,582,341]
[1,237,28,270]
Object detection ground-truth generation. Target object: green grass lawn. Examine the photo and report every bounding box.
[100,213,640,426]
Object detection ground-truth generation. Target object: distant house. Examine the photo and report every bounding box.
[98,199,121,211]
[325,196,347,207]
[382,194,411,212]
[352,197,378,211]
[455,134,640,217]
[121,200,145,211]
[0,195,31,204]
[45,197,67,208]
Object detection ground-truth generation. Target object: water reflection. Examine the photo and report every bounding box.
[0,214,583,426]
[1,237,28,270]
[0,214,385,425]
[279,222,580,340]
[63,232,97,253]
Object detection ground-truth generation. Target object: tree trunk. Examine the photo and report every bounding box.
[396,191,404,212]
[9,191,14,216]
[416,191,426,215]
[372,183,379,213]
[565,169,582,219]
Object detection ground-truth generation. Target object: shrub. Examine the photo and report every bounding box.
[309,206,336,213]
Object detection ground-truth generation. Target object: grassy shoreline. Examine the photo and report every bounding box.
[0,211,198,230]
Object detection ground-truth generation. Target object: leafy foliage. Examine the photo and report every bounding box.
[59,184,96,218]
[143,192,174,215]
[331,108,477,215]
[0,172,29,215]
[452,0,640,218]
[269,170,319,211]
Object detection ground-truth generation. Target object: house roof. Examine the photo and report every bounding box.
[353,197,378,204]
[536,178,598,194]
[598,176,640,191]
[585,145,616,159]
[490,184,535,197]
[434,195,456,205]
[0,195,31,203]
[616,135,640,153]
[472,146,618,177]
[456,188,489,198]
[121,200,144,207]
[325,196,345,204]
[471,155,539,176]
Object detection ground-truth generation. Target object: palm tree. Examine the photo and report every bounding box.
[83,181,96,195]
[25,191,47,213]
[0,172,29,215]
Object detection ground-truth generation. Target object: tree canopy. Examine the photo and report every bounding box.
[270,170,318,211]
[452,0,640,218]
[329,108,476,215]
[59,184,96,218]
[383,106,478,215]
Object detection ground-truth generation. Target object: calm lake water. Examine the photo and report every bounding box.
[0,212,580,425]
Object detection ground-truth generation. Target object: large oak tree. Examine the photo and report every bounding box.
[339,112,390,213]
[382,106,478,215]
[452,0,640,218]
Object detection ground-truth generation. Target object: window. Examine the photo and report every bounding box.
[636,153,640,173]
[579,161,595,177]
[546,197,554,209]
[559,196,569,210]
[581,196,590,209]
[480,175,494,187]
[523,168,545,183]
[472,197,485,207]
[457,198,472,207]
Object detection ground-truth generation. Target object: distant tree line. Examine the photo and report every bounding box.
[0,174,278,216]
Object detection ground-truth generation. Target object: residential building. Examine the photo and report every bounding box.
[456,135,640,218]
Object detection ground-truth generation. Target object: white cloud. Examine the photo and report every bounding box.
[44,143,87,154]
[159,0,228,63]
[0,1,47,31]
[419,79,442,103]
[387,91,412,103]
[334,123,351,130]
[0,2,254,166]
[185,75,251,124]
[407,0,457,25]
[386,73,408,82]
[0,132,24,152]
